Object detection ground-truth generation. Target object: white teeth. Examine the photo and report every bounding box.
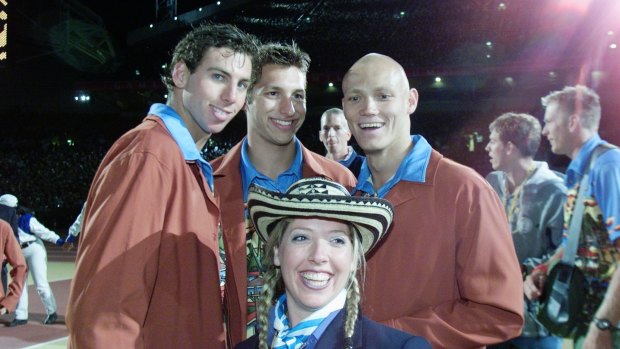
[305,279,328,287]
[360,122,382,129]
[212,106,228,117]
[273,119,293,126]
[302,272,330,288]
[302,272,329,281]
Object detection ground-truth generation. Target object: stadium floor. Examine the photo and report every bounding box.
[0,257,72,349]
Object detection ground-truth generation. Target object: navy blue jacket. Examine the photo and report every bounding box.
[338,150,365,178]
[234,309,431,349]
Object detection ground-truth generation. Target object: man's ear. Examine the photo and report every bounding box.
[345,118,354,135]
[567,113,581,132]
[344,130,352,142]
[244,96,256,113]
[505,141,516,155]
[407,88,419,115]
[172,62,189,89]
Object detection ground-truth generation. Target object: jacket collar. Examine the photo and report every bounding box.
[148,103,214,190]
[354,135,431,198]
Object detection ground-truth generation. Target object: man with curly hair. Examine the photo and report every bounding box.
[485,112,566,349]
[66,23,260,348]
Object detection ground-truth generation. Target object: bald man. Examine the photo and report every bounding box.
[342,53,524,348]
[319,108,365,177]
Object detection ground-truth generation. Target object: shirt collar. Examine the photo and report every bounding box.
[339,146,356,166]
[240,137,304,201]
[354,135,431,198]
[565,134,603,188]
[267,292,344,348]
[148,103,214,190]
[308,308,341,346]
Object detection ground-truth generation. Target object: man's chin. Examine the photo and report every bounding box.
[328,146,340,153]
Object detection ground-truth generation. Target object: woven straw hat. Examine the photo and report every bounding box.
[247,177,393,254]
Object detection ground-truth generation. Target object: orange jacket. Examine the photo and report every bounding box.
[358,150,524,349]
[0,219,27,312]
[67,116,225,348]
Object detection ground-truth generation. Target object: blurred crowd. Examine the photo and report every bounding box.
[0,136,234,230]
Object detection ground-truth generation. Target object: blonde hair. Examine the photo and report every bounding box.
[256,218,365,349]
[541,85,601,131]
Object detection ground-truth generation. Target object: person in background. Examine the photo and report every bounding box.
[235,177,430,349]
[65,23,260,348]
[0,195,20,295]
[210,42,356,346]
[485,112,566,349]
[0,194,63,327]
[63,203,85,251]
[319,107,365,177]
[0,213,27,317]
[341,53,524,348]
[524,85,620,349]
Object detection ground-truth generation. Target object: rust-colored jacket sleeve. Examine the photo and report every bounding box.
[361,152,524,349]
[0,220,27,312]
[67,119,225,349]
[384,178,525,348]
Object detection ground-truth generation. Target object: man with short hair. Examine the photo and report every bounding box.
[210,42,356,346]
[66,23,260,348]
[319,107,365,177]
[485,112,566,349]
[341,53,524,348]
[525,85,620,349]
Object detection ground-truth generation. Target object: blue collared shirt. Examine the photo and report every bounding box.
[240,137,304,202]
[148,103,214,191]
[339,146,357,167]
[565,134,620,243]
[354,135,432,198]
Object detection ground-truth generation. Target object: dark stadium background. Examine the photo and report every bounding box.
[1,0,618,230]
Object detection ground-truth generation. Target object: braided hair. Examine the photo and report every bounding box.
[256,218,365,349]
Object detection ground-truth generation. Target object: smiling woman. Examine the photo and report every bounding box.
[235,177,431,349]
[272,218,356,327]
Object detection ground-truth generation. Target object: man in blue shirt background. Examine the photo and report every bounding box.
[319,107,365,177]
[525,85,620,349]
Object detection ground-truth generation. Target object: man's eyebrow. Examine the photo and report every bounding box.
[205,66,251,84]
[374,86,394,93]
[262,84,283,91]
[206,67,229,75]
[343,88,362,95]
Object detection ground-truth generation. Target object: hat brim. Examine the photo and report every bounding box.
[247,185,393,254]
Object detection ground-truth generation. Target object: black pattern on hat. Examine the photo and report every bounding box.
[247,178,394,254]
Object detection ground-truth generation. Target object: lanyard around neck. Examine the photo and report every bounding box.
[503,164,536,225]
